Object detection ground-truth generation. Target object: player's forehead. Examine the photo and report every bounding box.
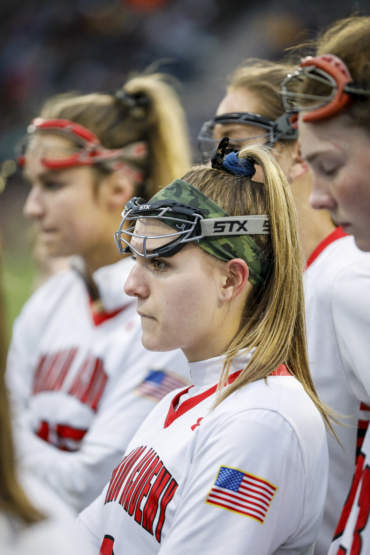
[131,218,176,254]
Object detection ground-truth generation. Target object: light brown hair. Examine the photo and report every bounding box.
[300,16,370,131]
[40,73,192,200]
[229,59,296,125]
[183,144,336,432]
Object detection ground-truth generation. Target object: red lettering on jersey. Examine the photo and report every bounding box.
[33,349,107,412]
[351,464,370,555]
[127,455,160,517]
[120,449,156,510]
[334,454,365,540]
[33,349,78,394]
[135,460,163,525]
[123,450,156,513]
[105,447,146,504]
[36,420,49,442]
[69,355,108,411]
[142,467,171,535]
[155,477,178,542]
[36,420,87,452]
[103,446,177,543]
[337,548,347,555]
[99,534,115,555]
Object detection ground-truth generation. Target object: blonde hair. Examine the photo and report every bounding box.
[40,73,192,199]
[229,59,296,127]
[299,16,370,131]
[182,144,335,432]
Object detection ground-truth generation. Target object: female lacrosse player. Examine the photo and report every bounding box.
[200,58,370,555]
[281,16,370,555]
[78,142,330,555]
[6,73,192,512]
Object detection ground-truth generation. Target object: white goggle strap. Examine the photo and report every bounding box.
[200,216,270,236]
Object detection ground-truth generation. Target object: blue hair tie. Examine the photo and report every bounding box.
[222,151,256,178]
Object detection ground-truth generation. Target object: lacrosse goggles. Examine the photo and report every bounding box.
[197,112,297,162]
[17,118,148,183]
[114,179,271,288]
[281,54,370,122]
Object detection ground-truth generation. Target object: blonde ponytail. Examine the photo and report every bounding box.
[40,72,192,200]
[124,74,192,199]
[182,144,337,433]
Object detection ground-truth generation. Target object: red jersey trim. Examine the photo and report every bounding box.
[164,364,290,428]
[89,298,129,326]
[305,227,347,270]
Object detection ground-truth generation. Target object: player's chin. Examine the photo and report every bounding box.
[141,331,178,353]
[353,228,370,252]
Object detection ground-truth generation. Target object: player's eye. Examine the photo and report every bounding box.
[43,179,65,191]
[150,258,168,272]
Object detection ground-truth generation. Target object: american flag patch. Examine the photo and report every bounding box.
[135,370,188,402]
[205,465,277,524]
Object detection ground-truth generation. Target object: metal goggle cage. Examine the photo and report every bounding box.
[114,196,270,259]
[17,118,147,182]
[114,197,205,258]
[280,55,370,122]
[197,112,297,161]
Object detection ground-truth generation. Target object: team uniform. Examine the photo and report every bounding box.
[6,257,190,512]
[78,352,328,555]
[304,229,370,555]
[328,426,370,555]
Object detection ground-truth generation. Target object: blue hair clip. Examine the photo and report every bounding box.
[222,151,256,178]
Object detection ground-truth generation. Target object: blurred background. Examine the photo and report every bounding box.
[0,0,369,338]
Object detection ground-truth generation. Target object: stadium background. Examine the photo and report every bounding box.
[0,0,368,339]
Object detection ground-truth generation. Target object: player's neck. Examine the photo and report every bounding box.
[291,172,336,264]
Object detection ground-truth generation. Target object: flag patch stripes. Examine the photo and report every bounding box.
[205,465,277,524]
[135,370,188,402]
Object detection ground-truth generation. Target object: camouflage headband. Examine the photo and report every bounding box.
[149,180,271,288]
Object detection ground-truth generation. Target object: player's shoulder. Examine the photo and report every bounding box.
[307,235,363,276]
[18,267,82,316]
[213,376,326,449]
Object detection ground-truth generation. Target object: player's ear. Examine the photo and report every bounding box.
[288,141,309,182]
[100,171,135,212]
[219,258,250,302]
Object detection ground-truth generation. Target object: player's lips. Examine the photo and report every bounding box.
[137,310,155,319]
[332,218,351,231]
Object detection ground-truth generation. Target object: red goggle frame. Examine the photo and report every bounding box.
[281,54,370,122]
[18,118,147,183]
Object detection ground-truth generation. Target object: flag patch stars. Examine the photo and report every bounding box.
[205,465,277,524]
[135,370,188,403]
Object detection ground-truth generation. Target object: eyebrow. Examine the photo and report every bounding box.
[23,170,63,183]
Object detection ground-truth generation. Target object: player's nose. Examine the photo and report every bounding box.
[309,177,336,212]
[23,185,45,220]
[124,261,149,299]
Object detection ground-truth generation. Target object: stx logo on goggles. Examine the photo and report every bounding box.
[213,220,249,233]
[201,216,270,237]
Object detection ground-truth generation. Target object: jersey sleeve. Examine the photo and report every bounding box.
[159,409,327,555]
[331,261,370,403]
[11,348,189,513]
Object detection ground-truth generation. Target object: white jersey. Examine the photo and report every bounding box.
[0,473,94,555]
[6,257,190,512]
[304,229,370,555]
[78,353,328,555]
[328,426,370,555]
